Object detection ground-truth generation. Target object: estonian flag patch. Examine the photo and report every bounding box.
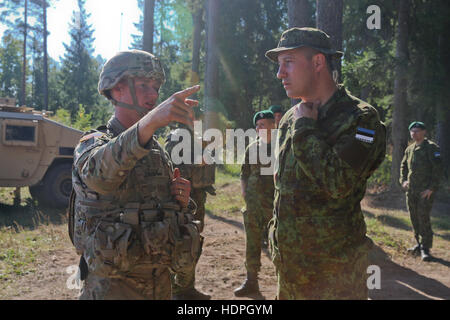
[355,127,375,144]
[434,152,441,158]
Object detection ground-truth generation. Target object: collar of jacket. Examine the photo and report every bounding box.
[317,84,349,121]
[107,115,127,137]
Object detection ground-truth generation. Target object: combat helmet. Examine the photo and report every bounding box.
[98,50,166,116]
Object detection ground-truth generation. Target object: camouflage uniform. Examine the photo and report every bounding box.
[164,127,215,296]
[240,140,274,274]
[400,138,442,250]
[69,50,202,300]
[268,86,386,300]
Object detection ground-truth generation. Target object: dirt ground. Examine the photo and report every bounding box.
[1,192,450,300]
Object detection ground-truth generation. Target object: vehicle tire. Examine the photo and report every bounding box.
[29,183,44,202]
[39,163,73,208]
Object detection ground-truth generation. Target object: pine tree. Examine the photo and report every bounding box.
[60,0,99,116]
[0,34,22,98]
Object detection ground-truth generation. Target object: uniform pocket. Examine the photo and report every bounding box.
[92,221,133,277]
[171,223,203,273]
[141,220,170,254]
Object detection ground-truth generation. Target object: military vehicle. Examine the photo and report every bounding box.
[0,97,83,208]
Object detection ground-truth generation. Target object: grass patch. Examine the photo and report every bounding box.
[0,223,69,288]
[206,168,244,217]
[0,188,70,286]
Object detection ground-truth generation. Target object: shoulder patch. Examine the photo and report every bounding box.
[434,151,441,158]
[355,127,375,144]
[79,132,105,143]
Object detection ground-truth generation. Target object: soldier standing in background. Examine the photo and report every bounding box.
[69,50,202,299]
[265,27,386,299]
[234,110,276,298]
[400,121,443,262]
[165,117,216,300]
[269,105,284,128]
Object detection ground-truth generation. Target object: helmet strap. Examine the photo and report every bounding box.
[111,78,148,117]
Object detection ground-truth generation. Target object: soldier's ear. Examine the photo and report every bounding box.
[313,53,327,73]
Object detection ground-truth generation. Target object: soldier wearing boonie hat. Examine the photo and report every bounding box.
[265,27,343,62]
[400,121,443,261]
[265,27,387,300]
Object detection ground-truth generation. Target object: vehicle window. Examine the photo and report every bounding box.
[5,125,36,142]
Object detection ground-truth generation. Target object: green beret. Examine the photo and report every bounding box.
[269,105,283,113]
[253,110,274,126]
[408,121,426,131]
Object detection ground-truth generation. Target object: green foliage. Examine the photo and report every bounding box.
[73,105,93,131]
[59,0,100,116]
[0,34,22,98]
[49,108,72,126]
[216,0,289,128]
[368,153,392,189]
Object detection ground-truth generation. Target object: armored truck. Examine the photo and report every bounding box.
[0,97,82,208]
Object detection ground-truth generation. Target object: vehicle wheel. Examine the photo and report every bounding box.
[29,184,44,202]
[39,163,73,208]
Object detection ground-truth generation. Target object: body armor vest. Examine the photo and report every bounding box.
[69,124,202,278]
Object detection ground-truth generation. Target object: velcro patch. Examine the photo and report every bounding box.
[434,152,441,158]
[79,132,105,142]
[355,127,375,144]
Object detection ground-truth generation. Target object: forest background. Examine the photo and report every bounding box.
[0,0,449,191]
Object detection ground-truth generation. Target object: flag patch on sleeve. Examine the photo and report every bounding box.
[355,127,375,144]
[434,152,441,158]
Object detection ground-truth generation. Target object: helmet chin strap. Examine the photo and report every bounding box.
[111,78,149,117]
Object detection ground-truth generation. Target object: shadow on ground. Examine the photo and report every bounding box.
[0,198,67,231]
[369,245,450,300]
[206,209,244,231]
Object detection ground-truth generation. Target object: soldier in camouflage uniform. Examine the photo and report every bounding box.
[165,121,216,300]
[400,121,443,262]
[69,50,203,299]
[234,110,276,297]
[265,28,386,299]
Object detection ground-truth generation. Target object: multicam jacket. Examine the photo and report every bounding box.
[70,117,201,278]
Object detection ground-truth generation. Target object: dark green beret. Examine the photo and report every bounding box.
[408,121,426,131]
[253,110,274,126]
[269,105,283,113]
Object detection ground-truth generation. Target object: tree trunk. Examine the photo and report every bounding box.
[288,0,314,106]
[190,2,203,87]
[43,0,48,110]
[143,0,155,53]
[204,0,220,130]
[390,0,410,190]
[288,0,314,28]
[21,0,28,106]
[316,0,343,80]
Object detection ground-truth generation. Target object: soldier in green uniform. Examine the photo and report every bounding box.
[269,105,284,128]
[265,28,386,299]
[69,50,203,299]
[165,120,216,300]
[234,110,276,297]
[400,121,442,262]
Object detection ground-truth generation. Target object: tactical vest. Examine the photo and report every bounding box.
[69,129,202,278]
